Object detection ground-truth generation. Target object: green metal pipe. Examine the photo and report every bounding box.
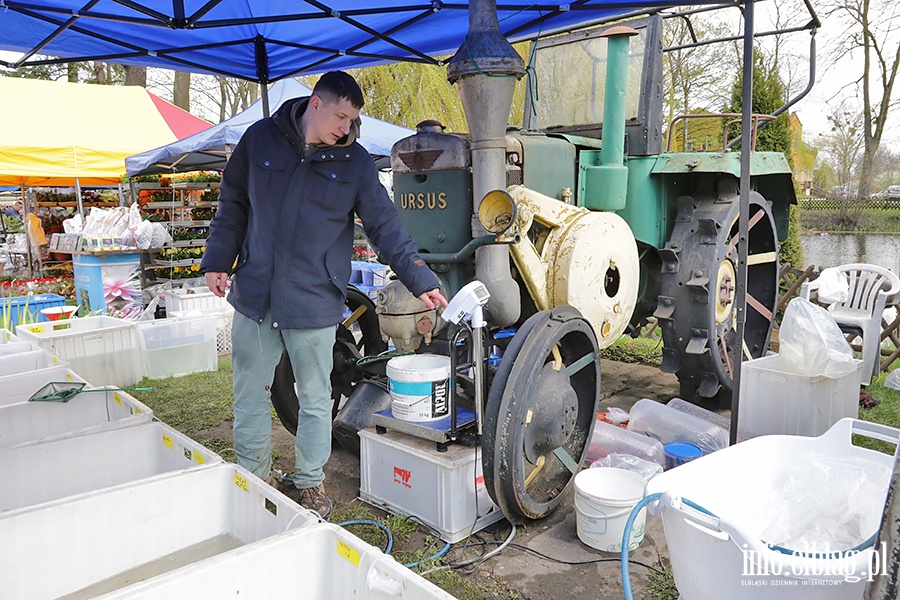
[420,235,509,264]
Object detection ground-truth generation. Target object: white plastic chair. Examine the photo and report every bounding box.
[800,263,900,385]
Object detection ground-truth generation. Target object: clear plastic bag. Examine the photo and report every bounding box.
[778,297,857,378]
[626,398,729,454]
[885,369,900,391]
[815,267,850,305]
[584,419,666,466]
[746,451,892,550]
[590,452,663,481]
[606,406,629,425]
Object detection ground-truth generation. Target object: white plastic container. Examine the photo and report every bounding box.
[91,523,456,600]
[138,315,218,378]
[0,328,28,348]
[163,288,229,313]
[386,354,451,421]
[738,353,863,438]
[574,467,646,552]
[0,420,221,511]
[170,306,234,353]
[0,348,63,376]
[0,365,87,407]
[16,316,144,387]
[0,374,153,450]
[359,427,504,543]
[0,463,317,600]
[0,340,34,356]
[645,418,898,600]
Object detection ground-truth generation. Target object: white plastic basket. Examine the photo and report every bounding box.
[91,523,456,600]
[163,288,230,313]
[138,316,218,377]
[15,316,144,387]
[169,306,233,353]
[0,349,64,377]
[645,418,898,599]
[0,420,221,512]
[0,463,318,600]
[0,368,153,450]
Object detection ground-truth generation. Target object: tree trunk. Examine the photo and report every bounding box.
[124,66,147,87]
[94,61,106,84]
[173,71,191,111]
[67,63,79,83]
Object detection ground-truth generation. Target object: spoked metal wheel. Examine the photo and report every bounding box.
[656,184,779,403]
[483,306,600,523]
[272,286,386,435]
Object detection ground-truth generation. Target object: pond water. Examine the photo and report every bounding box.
[800,233,900,273]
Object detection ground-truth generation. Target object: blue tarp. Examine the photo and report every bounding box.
[125,78,413,176]
[0,1,719,80]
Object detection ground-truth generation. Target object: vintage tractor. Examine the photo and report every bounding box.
[274,10,798,524]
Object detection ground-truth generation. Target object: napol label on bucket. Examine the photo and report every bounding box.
[387,354,451,422]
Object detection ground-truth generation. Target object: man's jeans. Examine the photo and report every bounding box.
[231,311,335,488]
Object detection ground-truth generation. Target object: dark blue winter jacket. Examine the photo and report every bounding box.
[200,96,439,329]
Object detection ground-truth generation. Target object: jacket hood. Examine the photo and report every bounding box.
[274,96,361,149]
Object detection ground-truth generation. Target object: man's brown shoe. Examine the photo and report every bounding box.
[295,483,331,518]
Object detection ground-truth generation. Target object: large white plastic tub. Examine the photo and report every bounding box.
[0,463,318,600]
[645,419,898,599]
[138,315,218,378]
[0,365,87,407]
[0,328,31,354]
[0,348,63,377]
[16,315,144,387]
[738,353,863,438]
[93,523,456,599]
[360,427,504,542]
[0,372,152,450]
[0,420,221,511]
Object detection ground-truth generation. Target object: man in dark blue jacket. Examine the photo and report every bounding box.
[201,71,447,516]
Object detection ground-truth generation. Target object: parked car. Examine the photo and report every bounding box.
[828,185,850,199]
[887,185,900,200]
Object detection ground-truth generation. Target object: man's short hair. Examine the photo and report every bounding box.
[312,71,364,109]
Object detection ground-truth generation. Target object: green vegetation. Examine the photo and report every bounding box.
[647,560,679,600]
[854,371,900,455]
[798,207,900,233]
[601,335,664,366]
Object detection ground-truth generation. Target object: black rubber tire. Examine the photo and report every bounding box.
[483,306,600,523]
[657,181,779,403]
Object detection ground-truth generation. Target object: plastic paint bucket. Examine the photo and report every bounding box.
[387,354,451,422]
[664,442,703,470]
[573,467,646,552]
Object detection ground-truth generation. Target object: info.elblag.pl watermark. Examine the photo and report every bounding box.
[741,541,891,585]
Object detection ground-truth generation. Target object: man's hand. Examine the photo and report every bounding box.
[205,272,229,297]
[418,288,449,310]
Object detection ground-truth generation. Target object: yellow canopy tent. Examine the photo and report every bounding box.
[0,77,211,186]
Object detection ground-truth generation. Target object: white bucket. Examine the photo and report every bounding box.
[387,354,451,422]
[574,467,646,552]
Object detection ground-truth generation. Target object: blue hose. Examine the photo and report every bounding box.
[338,520,394,555]
[621,493,661,600]
[404,541,452,569]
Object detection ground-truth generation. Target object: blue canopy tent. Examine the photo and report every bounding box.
[124,77,413,176]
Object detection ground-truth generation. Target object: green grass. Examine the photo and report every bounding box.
[647,559,679,600]
[130,355,236,459]
[600,335,664,366]
[854,370,900,454]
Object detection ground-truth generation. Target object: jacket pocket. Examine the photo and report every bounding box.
[249,155,289,201]
[312,164,356,213]
[232,239,250,273]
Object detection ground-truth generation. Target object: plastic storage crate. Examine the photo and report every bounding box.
[170,306,234,353]
[359,428,505,542]
[138,316,218,378]
[1,294,65,327]
[0,373,153,450]
[0,463,318,600]
[645,419,898,600]
[738,353,863,438]
[163,288,230,313]
[1,328,22,343]
[0,349,63,377]
[16,315,144,387]
[0,420,222,512]
[93,523,457,600]
[0,365,86,408]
